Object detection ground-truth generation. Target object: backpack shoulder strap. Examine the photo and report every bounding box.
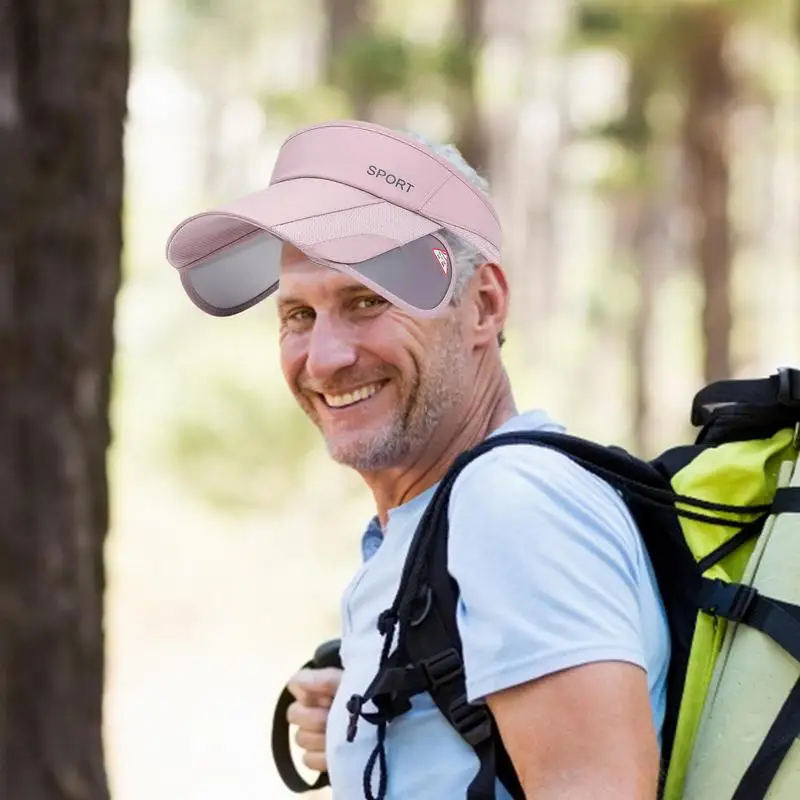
[355,429,678,800]
[401,487,521,800]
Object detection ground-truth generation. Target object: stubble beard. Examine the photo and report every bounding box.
[320,320,469,472]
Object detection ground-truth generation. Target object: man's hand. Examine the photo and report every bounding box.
[286,667,343,773]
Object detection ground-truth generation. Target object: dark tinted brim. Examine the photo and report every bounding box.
[167,178,455,316]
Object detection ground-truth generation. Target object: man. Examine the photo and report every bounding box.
[165,120,671,798]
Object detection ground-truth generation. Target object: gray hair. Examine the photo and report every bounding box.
[399,131,505,346]
[400,131,490,301]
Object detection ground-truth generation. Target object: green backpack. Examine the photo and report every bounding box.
[273,369,800,799]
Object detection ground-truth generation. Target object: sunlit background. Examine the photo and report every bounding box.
[105,1,799,797]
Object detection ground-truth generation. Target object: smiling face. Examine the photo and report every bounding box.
[277,245,471,472]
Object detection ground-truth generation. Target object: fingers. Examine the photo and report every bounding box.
[282,665,342,776]
[287,667,343,707]
[302,750,328,773]
[295,728,326,753]
[286,701,329,733]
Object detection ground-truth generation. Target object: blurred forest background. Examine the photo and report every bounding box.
[2,0,799,799]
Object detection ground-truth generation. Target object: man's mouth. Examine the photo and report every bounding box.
[322,380,388,409]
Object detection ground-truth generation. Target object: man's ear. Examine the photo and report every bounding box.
[469,262,509,347]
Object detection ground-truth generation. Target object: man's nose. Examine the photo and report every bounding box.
[304,314,358,384]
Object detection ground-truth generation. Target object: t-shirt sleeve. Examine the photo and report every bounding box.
[446,444,648,703]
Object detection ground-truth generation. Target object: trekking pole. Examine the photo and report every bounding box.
[271,639,343,793]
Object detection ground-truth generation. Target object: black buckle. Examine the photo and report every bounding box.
[728,583,758,622]
[704,579,758,623]
[422,648,463,689]
[777,367,800,407]
[448,695,493,747]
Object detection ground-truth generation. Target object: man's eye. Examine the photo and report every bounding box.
[355,296,386,311]
[284,308,314,325]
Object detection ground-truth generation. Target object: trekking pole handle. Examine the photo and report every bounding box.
[271,638,343,793]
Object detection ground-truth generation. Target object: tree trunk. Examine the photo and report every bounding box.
[451,0,489,173]
[325,0,374,119]
[629,193,662,457]
[681,5,736,383]
[513,0,572,355]
[617,51,662,456]
[0,1,130,798]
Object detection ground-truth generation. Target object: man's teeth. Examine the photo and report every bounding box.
[324,382,383,408]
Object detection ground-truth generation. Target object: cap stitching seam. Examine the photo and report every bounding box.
[279,122,500,225]
[267,177,385,212]
[174,199,385,270]
[417,171,453,210]
[175,226,262,270]
[271,168,497,250]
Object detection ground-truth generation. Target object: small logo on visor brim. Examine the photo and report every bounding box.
[433,248,449,275]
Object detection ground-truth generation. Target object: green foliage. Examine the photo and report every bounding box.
[261,85,352,127]
[586,254,639,332]
[576,3,630,41]
[332,32,415,100]
[571,1,714,189]
[159,372,320,513]
[117,296,326,515]
[264,29,485,125]
[436,37,477,89]
[572,0,665,51]
[795,1,800,44]
[592,110,649,152]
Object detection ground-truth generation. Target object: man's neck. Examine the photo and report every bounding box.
[365,369,517,529]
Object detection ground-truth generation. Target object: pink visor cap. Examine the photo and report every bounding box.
[164,120,502,317]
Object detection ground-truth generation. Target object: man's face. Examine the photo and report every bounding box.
[277,246,470,471]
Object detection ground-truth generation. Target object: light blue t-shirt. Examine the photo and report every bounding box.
[326,411,671,799]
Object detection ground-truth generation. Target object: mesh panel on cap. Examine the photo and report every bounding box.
[439,221,499,263]
[272,203,434,249]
